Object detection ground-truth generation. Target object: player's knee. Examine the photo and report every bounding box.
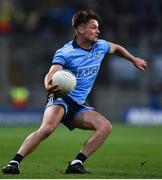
[98,120,112,138]
[37,126,54,139]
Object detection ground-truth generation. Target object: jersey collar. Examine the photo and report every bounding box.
[72,38,92,52]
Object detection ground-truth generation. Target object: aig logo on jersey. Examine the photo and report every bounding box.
[77,64,100,78]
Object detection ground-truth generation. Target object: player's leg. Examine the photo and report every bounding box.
[2,105,64,174]
[17,105,64,156]
[65,110,112,174]
[74,110,112,156]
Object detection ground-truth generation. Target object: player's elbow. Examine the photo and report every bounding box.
[109,43,121,54]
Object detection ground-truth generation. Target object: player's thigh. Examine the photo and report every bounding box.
[40,105,65,130]
[73,110,112,131]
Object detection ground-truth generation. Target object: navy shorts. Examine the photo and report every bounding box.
[45,94,94,130]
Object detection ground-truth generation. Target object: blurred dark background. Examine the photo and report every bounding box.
[0,0,162,124]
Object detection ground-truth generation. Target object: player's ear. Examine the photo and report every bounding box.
[77,25,85,34]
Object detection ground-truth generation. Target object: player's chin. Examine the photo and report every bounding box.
[90,38,98,43]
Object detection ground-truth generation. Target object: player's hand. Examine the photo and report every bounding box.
[45,79,65,97]
[133,58,148,71]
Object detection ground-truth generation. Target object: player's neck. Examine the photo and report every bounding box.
[76,37,93,51]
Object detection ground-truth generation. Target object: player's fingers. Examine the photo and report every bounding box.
[143,62,148,69]
[139,66,145,71]
[52,88,63,94]
[48,79,52,85]
[46,85,59,92]
[142,62,147,67]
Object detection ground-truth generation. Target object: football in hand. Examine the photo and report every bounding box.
[52,70,76,94]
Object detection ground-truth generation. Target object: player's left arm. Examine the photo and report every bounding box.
[109,42,148,71]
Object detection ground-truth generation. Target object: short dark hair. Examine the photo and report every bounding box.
[72,10,100,29]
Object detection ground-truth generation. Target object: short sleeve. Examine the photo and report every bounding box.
[52,49,66,66]
[98,39,111,54]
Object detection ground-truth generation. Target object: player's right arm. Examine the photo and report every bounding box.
[44,64,63,94]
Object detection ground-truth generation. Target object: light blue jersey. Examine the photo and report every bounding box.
[52,39,110,104]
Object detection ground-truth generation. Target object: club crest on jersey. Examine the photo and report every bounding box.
[77,64,99,78]
[95,52,99,59]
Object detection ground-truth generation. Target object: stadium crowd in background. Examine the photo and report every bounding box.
[0,0,162,46]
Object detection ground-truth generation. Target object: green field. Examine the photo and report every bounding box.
[0,124,162,179]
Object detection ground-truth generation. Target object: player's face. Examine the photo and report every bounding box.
[83,19,100,43]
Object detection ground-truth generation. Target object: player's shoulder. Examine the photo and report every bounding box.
[95,39,110,53]
[56,41,74,55]
[95,39,109,48]
[96,39,108,46]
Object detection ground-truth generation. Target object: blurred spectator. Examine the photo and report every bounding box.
[25,1,76,39]
[0,0,14,33]
[0,0,27,34]
[9,86,30,110]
